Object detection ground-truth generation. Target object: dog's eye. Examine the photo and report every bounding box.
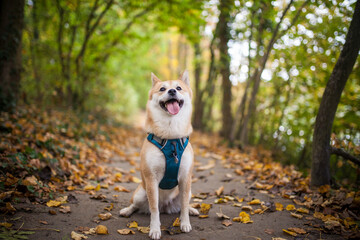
[160,87,166,92]
[176,86,182,91]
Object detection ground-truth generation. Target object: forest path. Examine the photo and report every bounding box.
[10,145,340,240]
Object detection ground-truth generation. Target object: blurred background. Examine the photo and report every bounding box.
[1,0,359,184]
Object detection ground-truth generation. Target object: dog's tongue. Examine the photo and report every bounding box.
[166,101,180,115]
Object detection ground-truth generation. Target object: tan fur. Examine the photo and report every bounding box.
[119,71,198,240]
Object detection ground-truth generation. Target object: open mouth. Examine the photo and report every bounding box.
[159,98,184,115]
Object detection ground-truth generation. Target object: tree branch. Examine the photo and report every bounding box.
[331,147,360,166]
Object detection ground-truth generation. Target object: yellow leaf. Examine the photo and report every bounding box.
[95,225,108,235]
[254,209,262,214]
[238,211,253,223]
[275,202,283,211]
[84,185,95,191]
[67,186,76,191]
[100,184,109,189]
[198,215,209,218]
[130,176,141,183]
[296,208,309,214]
[200,203,212,214]
[283,229,297,236]
[104,203,113,211]
[46,200,62,207]
[117,229,135,235]
[318,185,330,194]
[71,231,88,240]
[313,211,324,219]
[237,197,244,203]
[214,198,227,204]
[127,221,138,228]
[286,204,296,211]
[95,184,101,191]
[173,217,180,227]
[249,199,261,205]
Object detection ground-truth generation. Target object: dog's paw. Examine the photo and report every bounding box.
[119,207,132,217]
[180,223,192,233]
[149,228,161,240]
[189,207,199,216]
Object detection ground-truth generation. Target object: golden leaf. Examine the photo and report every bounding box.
[46,200,62,207]
[94,184,101,191]
[114,186,130,192]
[0,222,13,228]
[215,186,224,196]
[84,185,95,191]
[127,221,138,228]
[296,208,309,214]
[71,231,88,240]
[290,212,303,219]
[104,203,113,211]
[95,225,108,235]
[249,199,261,205]
[173,217,180,227]
[199,215,209,218]
[285,204,296,211]
[288,227,306,234]
[200,203,212,214]
[275,202,283,211]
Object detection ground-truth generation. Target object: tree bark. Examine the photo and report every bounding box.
[311,0,360,186]
[217,0,233,138]
[0,0,25,112]
[193,42,204,130]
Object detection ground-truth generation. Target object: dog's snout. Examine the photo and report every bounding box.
[168,89,176,96]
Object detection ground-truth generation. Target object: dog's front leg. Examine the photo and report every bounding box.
[179,173,192,232]
[146,179,161,239]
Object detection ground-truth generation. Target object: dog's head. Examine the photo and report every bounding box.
[148,71,192,116]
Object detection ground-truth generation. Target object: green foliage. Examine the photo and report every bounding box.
[0,227,35,240]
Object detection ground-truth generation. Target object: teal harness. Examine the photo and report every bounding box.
[147,133,189,190]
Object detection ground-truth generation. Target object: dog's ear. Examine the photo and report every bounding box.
[180,70,190,86]
[151,73,161,86]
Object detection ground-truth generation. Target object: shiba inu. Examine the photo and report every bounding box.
[119,71,198,239]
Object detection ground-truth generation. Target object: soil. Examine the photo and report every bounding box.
[9,150,343,240]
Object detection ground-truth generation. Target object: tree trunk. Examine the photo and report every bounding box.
[0,0,25,112]
[193,42,204,130]
[217,0,233,138]
[311,0,360,186]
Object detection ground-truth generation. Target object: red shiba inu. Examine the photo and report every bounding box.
[120,71,198,239]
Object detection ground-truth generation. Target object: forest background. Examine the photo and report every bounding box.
[1,0,359,188]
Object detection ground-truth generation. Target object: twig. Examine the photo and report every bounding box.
[331,147,360,166]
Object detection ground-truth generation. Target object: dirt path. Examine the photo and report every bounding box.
[10,149,342,240]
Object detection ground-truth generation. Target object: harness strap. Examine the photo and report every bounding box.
[147,133,189,189]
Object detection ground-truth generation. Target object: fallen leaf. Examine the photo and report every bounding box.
[137,226,150,233]
[71,231,88,240]
[241,206,253,211]
[296,208,309,214]
[233,203,242,207]
[104,203,113,211]
[264,229,274,235]
[285,204,296,211]
[249,199,261,205]
[216,212,230,219]
[199,215,209,218]
[283,229,297,236]
[190,203,201,208]
[173,217,180,227]
[84,185,95,191]
[5,202,16,212]
[215,186,224,196]
[46,200,62,207]
[214,198,228,204]
[95,225,108,235]
[275,202,283,211]
[234,212,253,223]
[49,209,57,215]
[94,184,101,191]
[222,219,232,227]
[90,194,107,200]
[117,229,135,235]
[200,203,212,214]
[196,160,216,171]
[114,186,130,192]
[98,212,112,220]
[288,227,306,234]
[254,209,262,214]
[39,220,48,225]
[290,212,303,219]
[127,221,138,228]
[59,205,71,213]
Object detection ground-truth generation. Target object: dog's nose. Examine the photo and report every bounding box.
[168,89,176,96]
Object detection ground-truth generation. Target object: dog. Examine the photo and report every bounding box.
[119,71,199,239]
